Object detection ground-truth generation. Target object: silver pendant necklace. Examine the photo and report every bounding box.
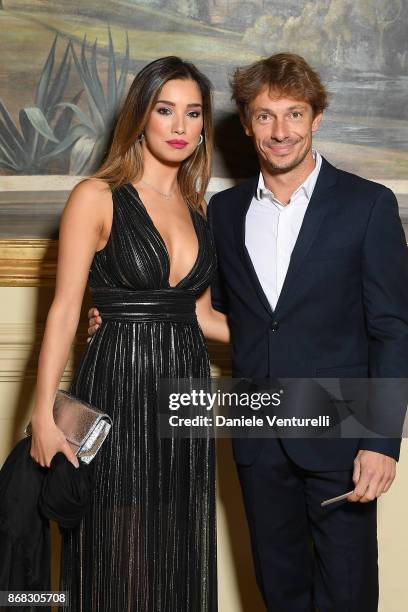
[140,179,174,199]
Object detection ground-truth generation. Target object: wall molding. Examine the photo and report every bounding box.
[0,239,58,286]
[1,175,408,195]
[2,201,408,288]
[0,322,87,382]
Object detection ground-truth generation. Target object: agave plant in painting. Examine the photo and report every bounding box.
[0,28,130,176]
[56,28,130,175]
[0,36,81,175]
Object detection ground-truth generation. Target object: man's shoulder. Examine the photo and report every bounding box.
[209,176,257,209]
[326,158,391,200]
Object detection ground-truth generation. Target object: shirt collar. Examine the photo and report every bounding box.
[256,150,322,203]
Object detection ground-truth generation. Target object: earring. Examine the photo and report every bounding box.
[198,134,203,146]
[138,133,145,142]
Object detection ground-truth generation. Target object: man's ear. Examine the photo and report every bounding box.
[240,113,253,137]
[311,112,323,134]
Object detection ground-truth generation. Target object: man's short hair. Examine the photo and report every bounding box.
[231,52,329,120]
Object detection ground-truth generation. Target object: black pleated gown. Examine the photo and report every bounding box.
[59,183,217,611]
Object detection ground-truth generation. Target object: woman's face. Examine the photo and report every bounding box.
[142,78,204,164]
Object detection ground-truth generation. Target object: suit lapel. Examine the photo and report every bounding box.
[233,176,274,317]
[274,157,339,316]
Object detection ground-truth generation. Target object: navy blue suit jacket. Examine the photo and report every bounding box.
[208,157,408,470]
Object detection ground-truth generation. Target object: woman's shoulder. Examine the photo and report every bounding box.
[71,177,112,200]
[61,178,113,232]
[67,178,112,211]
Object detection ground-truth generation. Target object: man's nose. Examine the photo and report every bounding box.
[270,118,288,141]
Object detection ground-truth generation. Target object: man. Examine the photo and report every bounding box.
[88,54,408,610]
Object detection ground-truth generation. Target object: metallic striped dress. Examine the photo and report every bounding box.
[59,183,217,611]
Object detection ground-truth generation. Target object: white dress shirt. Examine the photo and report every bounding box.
[245,151,322,310]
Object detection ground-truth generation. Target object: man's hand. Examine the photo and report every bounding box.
[87,307,102,343]
[348,449,396,503]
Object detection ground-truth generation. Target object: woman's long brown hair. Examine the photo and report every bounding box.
[93,56,213,213]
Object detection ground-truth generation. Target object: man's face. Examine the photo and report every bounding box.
[243,87,322,173]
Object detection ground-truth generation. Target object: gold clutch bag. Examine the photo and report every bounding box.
[25,390,113,464]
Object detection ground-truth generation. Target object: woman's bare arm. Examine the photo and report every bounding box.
[195,287,230,343]
[30,178,111,467]
[192,201,230,343]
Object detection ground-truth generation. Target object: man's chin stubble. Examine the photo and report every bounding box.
[263,147,310,175]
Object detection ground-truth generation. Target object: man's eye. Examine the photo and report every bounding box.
[291,112,303,119]
[257,114,270,121]
[157,107,172,115]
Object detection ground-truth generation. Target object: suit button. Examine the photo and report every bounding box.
[270,321,279,332]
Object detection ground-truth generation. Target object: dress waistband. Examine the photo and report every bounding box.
[90,287,197,323]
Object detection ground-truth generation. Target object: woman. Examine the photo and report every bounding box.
[30,56,229,611]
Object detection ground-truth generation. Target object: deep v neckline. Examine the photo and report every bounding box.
[126,182,201,289]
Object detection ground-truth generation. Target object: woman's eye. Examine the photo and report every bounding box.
[157,107,172,115]
[188,111,201,118]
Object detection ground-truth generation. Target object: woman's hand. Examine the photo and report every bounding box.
[87,307,102,343]
[30,413,79,469]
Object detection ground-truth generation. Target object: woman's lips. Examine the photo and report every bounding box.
[166,140,188,149]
